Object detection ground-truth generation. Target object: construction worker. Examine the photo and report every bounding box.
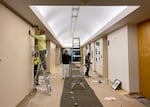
[29,28,47,71]
[85,52,92,77]
[62,50,70,79]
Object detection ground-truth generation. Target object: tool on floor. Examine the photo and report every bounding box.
[34,61,52,95]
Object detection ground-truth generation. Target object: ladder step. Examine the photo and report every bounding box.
[73,48,80,51]
[72,68,82,70]
[72,47,80,49]
[72,75,83,78]
[39,76,50,80]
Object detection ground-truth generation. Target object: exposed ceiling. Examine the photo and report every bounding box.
[1,0,150,47]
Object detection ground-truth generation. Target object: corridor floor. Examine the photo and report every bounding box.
[17,65,146,107]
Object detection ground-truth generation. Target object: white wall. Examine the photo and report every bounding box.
[108,26,129,91]
[95,39,103,75]
[108,25,139,93]
[0,4,34,107]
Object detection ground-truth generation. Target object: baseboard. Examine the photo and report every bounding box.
[16,88,37,107]
[128,92,140,96]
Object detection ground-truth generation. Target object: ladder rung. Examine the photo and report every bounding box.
[72,44,80,45]
[72,45,79,46]
[73,49,80,51]
[72,75,83,78]
[72,68,82,70]
[72,62,82,64]
[72,48,80,49]
[72,46,80,47]
[72,82,84,84]
[72,44,79,45]
[73,55,81,57]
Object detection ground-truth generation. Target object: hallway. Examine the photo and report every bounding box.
[17,65,146,107]
[1,0,150,107]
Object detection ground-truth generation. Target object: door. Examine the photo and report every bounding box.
[138,20,150,99]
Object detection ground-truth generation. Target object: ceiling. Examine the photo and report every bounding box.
[1,0,150,47]
[30,6,138,47]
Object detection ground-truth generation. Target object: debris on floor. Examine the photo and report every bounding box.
[74,102,78,106]
[68,91,74,94]
[91,80,99,83]
[88,80,100,83]
[88,80,105,84]
[104,96,116,101]
[98,80,102,83]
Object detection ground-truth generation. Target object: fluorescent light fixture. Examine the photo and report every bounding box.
[71,6,80,37]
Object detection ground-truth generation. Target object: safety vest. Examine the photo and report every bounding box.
[34,57,40,65]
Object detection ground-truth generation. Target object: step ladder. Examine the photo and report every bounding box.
[70,37,85,89]
[34,61,52,95]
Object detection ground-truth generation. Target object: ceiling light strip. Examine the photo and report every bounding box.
[71,6,80,38]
